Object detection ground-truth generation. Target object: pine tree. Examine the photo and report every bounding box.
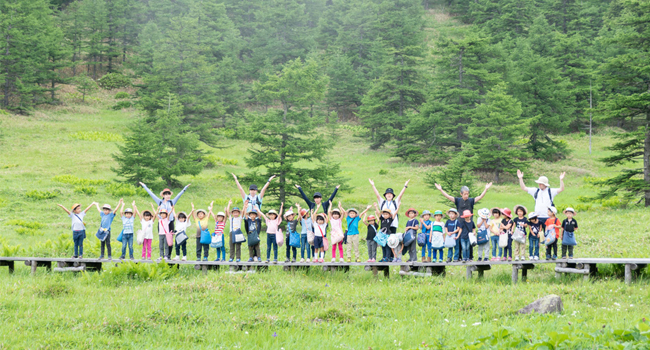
[466,83,529,183]
[113,94,204,187]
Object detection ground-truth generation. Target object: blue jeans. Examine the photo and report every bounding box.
[529,236,540,257]
[490,235,501,258]
[432,248,443,261]
[461,238,470,260]
[266,233,278,260]
[121,233,134,258]
[300,234,311,259]
[73,230,85,256]
[421,234,431,257]
[447,247,454,260]
[503,235,513,258]
[454,238,461,260]
[216,247,226,260]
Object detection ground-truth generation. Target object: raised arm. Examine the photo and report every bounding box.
[257,208,268,221]
[170,184,191,205]
[327,201,333,220]
[373,203,380,218]
[359,204,372,217]
[231,174,247,199]
[338,201,345,214]
[362,214,368,226]
[133,202,141,220]
[139,182,162,204]
[327,185,340,204]
[259,175,276,198]
[190,203,197,221]
[57,204,71,215]
[119,200,125,217]
[368,179,381,201]
[114,199,123,215]
[396,179,410,202]
[277,203,284,224]
[558,172,566,194]
[242,200,250,216]
[474,182,493,203]
[94,202,102,213]
[434,183,455,203]
[516,170,528,192]
[84,202,96,213]
[294,184,313,208]
[225,199,232,218]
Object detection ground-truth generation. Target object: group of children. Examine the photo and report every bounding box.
[56,181,579,263]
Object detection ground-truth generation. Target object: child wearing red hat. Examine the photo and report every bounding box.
[499,208,514,261]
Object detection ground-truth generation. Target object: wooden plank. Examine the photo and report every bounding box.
[53,266,85,272]
[555,267,590,275]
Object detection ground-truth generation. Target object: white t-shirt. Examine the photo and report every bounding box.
[175,219,192,234]
[378,199,400,227]
[69,212,86,231]
[141,219,154,239]
[230,217,242,231]
[526,187,560,217]
[313,223,327,237]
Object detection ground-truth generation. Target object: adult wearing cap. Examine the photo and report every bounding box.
[517,169,566,223]
[232,173,276,213]
[139,181,191,233]
[294,183,341,215]
[369,178,410,232]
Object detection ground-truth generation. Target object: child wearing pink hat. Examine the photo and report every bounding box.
[499,208,514,261]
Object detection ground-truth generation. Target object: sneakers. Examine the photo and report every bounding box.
[339,258,345,263]
[561,256,567,260]
[299,258,305,263]
[248,258,254,262]
[119,255,125,260]
[78,255,83,259]
[228,259,234,262]
[546,255,551,260]
[284,259,290,263]
[71,255,77,259]
[291,259,296,263]
[265,260,270,264]
[515,257,520,261]
[331,258,336,263]
[318,258,324,263]
[173,256,179,261]
[534,256,539,261]
[568,255,574,259]
[501,257,506,261]
[529,256,533,261]
[257,258,262,262]
[477,258,482,262]
[552,255,557,260]
[438,260,443,263]
[356,259,361,263]
[446,258,452,263]
[273,260,278,264]
[508,257,512,262]
[312,258,318,263]
[98,256,104,260]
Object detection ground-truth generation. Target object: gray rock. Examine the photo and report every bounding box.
[518,294,563,314]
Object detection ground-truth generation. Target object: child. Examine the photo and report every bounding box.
[119,201,136,260]
[327,204,345,263]
[311,203,329,263]
[133,203,154,260]
[139,182,190,233]
[284,209,298,263]
[243,200,262,262]
[340,203,371,263]
[527,212,544,260]
[363,213,379,262]
[545,207,561,260]
[258,203,283,263]
[173,210,193,261]
[444,209,461,263]
[499,208,514,261]
[96,200,121,260]
[512,205,529,261]
[488,208,502,261]
[56,202,96,259]
[430,210,445,263]
[419,210,433,262]
[476,208,490,262]
[377,203,399,262]
[192,202,213,261]
[295,204,312,262]
[227,201,243,262]
[403,208,419,262]
[153,204,173,261]
[209,206,229,262]
[561,208,578,259]
[458,210,476,263]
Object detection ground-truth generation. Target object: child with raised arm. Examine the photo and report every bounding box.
[329,202,345,263]
[340,203,371,263]
[258,203,284,263]
[173,209,193,261]
[153,203,173,261]
[226,200,243,262]
[95,199,122,260]
[209,204,229,262]
[118,201,136,260]
[363,210,379,262]
[243,200,262,262]
[192,202,213,261]
[311,203,328,263]
[133,203,154,260]
[295,203,313,262]
[57,202,96,259]
[284,208,299,263]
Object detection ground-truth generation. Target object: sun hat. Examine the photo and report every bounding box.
[284,209,295,218]
[249,184,258,191]
[160,188,173,196]
[177,211,187,219]
[420,210,432,217]
[124,208,133,214]
[534,176,550,187]
[72,203,81,210]
[367,215,376,221]
[446,208,458,216]
[406,208,418,216]
[433,210,443,216]
[548,206,558,215]
[316,213,326,220]
[313,192,323,198]
[102,204,112,210]
[501,208,512,218]
[231,207,241,213]
[460,210,473,218]
[478,208,490,219]
[347,208,359,215]
[159,208,168,215]
[527,212,538,220]
[331,208,342,216]
[267,209,278,216]
[381,208,392,214]
[248,210,258,216]
[196,209,207,215]
[299,208,308,216]
[383,188,395,197]
[216,211,226,218]
[387,235,399,248]
[513,205,528,216]
[563,207,576,215]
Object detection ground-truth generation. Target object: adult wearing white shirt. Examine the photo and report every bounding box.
[517,169,566,223]
[369,179,410,232]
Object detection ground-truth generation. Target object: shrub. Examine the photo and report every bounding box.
[26,189,60,200]
[69,131,123,142]
[114,92,130,99]
[107,261,179,281]
[2,164,18,169]
[53,175,107,186]
[74,185,98,196]
[105,182,147,197]
[15,227,44,236]
[97,73,130,90]
[378,169,388,175]
[0,238,21,257]
[203,155,238,168]
[111,101,132,110]
[7,220,46,230]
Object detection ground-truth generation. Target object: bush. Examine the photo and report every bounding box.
[15,227,44,236]
[53,175,107,186]
[0,238,21,257]
[2,164,18,169]
[107,261,179,281]
[7,220,46,230]
[97,73,130,90]
[26,189,60,200]
[203,155,238,168]
[114,92,130,99]
[111,101,132,110]
[74,185,98,196]
[378,169,388,175]
[105,182,147,197]
[69,131,123,142]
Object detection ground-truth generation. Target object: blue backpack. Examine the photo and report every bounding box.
[477,229,489,245]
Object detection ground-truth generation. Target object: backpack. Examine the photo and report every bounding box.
[534,188,554,206]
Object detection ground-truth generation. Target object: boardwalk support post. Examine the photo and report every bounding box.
[512,264,535,284]
[0,261,14,274]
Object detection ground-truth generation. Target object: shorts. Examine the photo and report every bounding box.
[314,236,324,249]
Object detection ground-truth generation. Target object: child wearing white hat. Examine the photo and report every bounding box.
[95,199,122,260]
[258,203,284,263]
[209,204,230,262]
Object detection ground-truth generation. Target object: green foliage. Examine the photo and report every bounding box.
[71,73,97,102]
[2,164,18,169]
[97,73,131,90]
[114,91,130,99]
[74,185,98,196]
[105,182,147,197]
[25,189,60,200]
[103,261,179,282]
[7,219,46,230]
[0,238,21,257]
[378,169,388,175]
[26,234,72,257]
[425,152,478,205]
[69,131,123,142]
[203,155,238,169]
[111,101,132,110]
[53,174,107,186]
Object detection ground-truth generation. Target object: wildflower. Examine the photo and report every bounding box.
[444,319,449,323]
[472,322,481,326]
[245,332,249,335]
[272,332,277,337]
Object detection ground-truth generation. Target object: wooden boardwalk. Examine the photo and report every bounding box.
[0,257,647,284]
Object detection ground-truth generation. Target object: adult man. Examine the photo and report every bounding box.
[232,173,276,212]
[517,169,565,223]
[369,179,410,233]
[294,184,340,214]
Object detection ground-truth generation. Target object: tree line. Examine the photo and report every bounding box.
[0,0,648,206]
